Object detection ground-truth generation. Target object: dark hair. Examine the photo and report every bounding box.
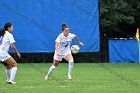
[62,23,67,31]
[0,22,12,37]
[0,28,5,37]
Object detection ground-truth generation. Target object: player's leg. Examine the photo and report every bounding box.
[65,54,74,80]
[45,54,62,80]
[45,60,60,80]
[4,57,17,84]
[2,62,12,83]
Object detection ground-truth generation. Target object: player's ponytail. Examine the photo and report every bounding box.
[0,22,12,37]
[0,28,5,37]
[62,23,67,31]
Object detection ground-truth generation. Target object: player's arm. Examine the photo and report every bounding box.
[55,42,61,56]
[11,43,21,58]
[74,35,84,46]
[9,33,21,58]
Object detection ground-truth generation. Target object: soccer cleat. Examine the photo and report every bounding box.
[45,75,49,80]
[6,80,10,83]
[68,76,72,80]
[8,80,16,84]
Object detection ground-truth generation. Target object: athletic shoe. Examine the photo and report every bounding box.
[45,75,49,80]
[6,80,10,83]
[8,80,16,84]
[68,76,72,80]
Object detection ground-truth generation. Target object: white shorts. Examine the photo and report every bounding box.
[0,50,11,62]
[53,51,71,61]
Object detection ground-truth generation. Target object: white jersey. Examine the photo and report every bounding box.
[0,31,15,52]
[55,33,76,55]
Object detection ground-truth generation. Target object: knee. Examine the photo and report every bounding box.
[12,61,18,67]
[68,59,74,68]
[53,60,60,67]
[68,59,74,63]
[6,65,12,69]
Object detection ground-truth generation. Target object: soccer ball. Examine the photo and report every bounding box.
[71,45,80,54]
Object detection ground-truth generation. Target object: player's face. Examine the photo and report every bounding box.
[63,28,70,37]
[8,25,14,32]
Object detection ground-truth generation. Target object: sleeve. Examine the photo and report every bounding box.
[55,34,61,43]
[71,33,76,39]
[8,34,16,44]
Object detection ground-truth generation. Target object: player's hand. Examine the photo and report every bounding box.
[16,52,21,58]
[79,42,84,46]
[56,52,61,56]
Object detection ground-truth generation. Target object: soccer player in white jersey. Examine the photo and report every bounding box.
[0,22,21,84]
[45,24,84,80]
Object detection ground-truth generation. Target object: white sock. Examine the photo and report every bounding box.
[68,59,74,77]
[6,69,11,81]
[10,67,17,81]
[46,65,56,77]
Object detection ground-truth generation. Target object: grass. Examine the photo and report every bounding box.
[0,63,140,93]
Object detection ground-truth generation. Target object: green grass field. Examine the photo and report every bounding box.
[0,63,140,93]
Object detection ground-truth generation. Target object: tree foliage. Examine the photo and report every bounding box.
[100,0,140,38]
